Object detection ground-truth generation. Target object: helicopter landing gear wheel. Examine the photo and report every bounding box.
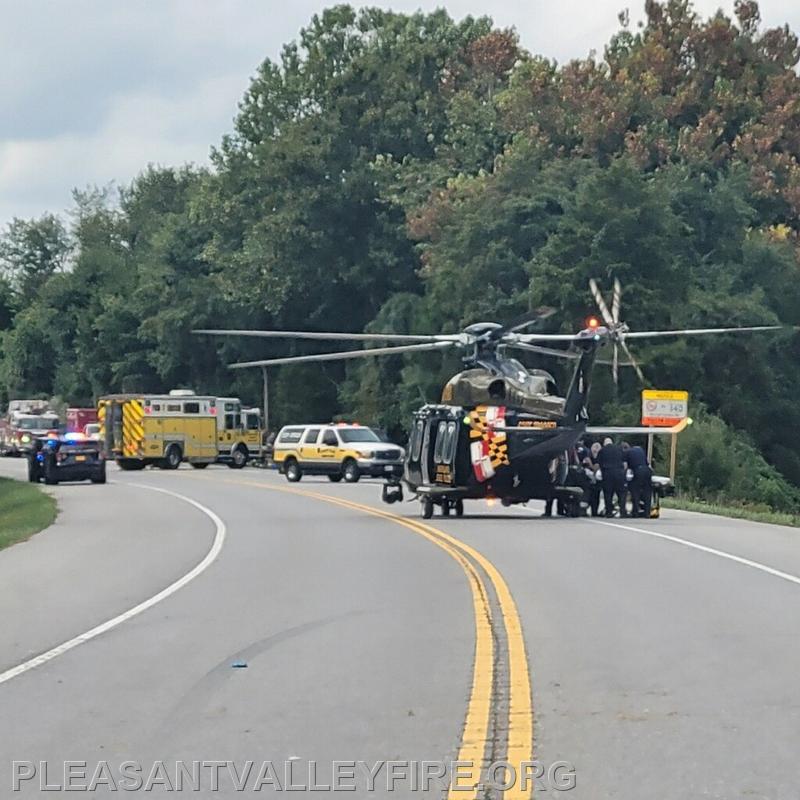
[441,498,450,517]
[421,497,433,520]
[454,499,464,517]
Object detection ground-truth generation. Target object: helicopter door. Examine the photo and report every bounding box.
[433,420,457,486]
[420,418,440,485]
[406,418,425,486]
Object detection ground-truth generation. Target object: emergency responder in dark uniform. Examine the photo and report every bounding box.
[543,449,584,517]
[598,437,627,517]
[582,456,602,516]
[542,484,556,517]
[561,457,591,517]
[623,442,653,518]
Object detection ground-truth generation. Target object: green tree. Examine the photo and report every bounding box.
[0,214,70,299]
[2,1,800,511]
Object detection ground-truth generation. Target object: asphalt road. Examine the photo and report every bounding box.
[0,457,798,799]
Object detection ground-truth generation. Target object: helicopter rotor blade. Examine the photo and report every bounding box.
[622,325,784,339]
[228,340,455,369]
[612,343,619,385]
[484,307,557,341]
[618,338,645,383]
[589,278,614,327]
[506,342,632,367]
[194,329,457,343]
[513,332,585,343]
[503,307,557,335]
[507,342,580,360]
[612,277,621,325]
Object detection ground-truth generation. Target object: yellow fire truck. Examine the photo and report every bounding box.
[98,390,264,470]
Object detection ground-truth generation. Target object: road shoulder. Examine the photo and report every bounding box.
[0,475,57,551]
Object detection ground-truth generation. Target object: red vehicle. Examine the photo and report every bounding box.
[66,407,98,434]
[0,411,61,455]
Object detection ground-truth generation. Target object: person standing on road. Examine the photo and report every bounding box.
[582,456,602,516]
[623,442,653,518]
[590,441,603,515]
[598,437,627,517]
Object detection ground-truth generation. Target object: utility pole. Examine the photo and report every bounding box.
[262,366,270,434]
[669,431,678,483]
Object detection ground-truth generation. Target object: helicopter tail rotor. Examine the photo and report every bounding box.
[617,337,645,383]
[588,278,613,326]
[589,277,645,386]
[611,278,621,384]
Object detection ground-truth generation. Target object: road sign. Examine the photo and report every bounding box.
[641,389,689,427]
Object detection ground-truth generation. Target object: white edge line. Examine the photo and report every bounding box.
[591,518,800,587]
[0,482,226,686]
[508,502,800,587]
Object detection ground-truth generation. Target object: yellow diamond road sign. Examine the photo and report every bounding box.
[641,389,689,427]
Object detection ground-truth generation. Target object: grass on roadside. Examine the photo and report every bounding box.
[0,476,57,550]
[663,496,800,529]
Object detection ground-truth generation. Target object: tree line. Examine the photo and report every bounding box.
[2,1,799,511]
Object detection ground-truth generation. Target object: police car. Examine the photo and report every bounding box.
[273,424,404,483]
[27,432,107,485]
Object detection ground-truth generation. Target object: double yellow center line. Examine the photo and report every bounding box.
[202,477,534,798]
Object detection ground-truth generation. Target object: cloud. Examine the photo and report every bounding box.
[1,0,798,228]
[0,71,248,223]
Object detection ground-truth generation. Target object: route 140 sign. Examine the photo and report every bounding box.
[641,389,689,427]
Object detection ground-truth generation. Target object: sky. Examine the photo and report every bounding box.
[1,0,797,228]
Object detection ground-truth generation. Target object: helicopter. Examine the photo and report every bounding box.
[195,278,783,518]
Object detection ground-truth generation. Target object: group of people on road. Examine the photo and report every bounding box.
[595,438,653,518]
[546,437,654,518]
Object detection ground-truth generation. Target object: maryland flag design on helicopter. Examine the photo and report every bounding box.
[468,405,510,482]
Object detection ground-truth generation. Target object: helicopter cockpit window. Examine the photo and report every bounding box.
[443,421,457,464]
[433,421,447,463]
[411,420,424,461]
[527,375,549,394]
[526,368,558,396]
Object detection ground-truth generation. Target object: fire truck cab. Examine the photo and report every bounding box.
[0,400,60,456]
